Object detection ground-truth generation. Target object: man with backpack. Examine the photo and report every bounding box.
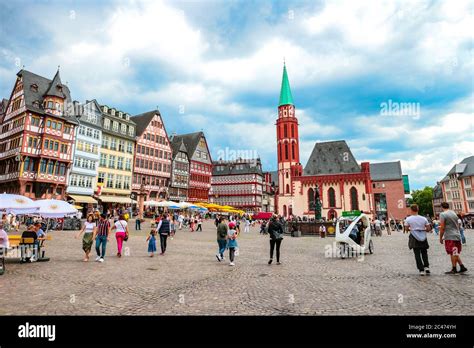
[216,217,228,262]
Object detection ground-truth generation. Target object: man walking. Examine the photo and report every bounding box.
[216,217,228,262]
[157,214,171,255]
[95,214,110,262]
[439,202,468,274]
[404,204,432,276]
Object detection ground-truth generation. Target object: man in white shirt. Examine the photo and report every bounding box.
[404,204,432,276]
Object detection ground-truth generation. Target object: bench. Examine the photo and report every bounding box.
[0,234,52,274]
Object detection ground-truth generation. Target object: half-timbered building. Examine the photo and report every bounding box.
[0,69,78,199]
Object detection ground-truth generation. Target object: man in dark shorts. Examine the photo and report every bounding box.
[439,202,468,274]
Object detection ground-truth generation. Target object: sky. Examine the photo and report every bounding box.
[0,0,472,190]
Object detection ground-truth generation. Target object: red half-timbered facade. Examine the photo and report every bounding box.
[171,132,212,202]
[0,69,77,199]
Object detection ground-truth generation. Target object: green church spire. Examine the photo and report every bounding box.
[278,63,294,107]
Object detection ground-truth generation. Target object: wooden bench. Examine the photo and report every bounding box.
[1,234,52,268]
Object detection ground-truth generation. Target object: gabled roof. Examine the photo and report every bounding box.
[170,138,188,160]
[212,159,262,176]
[43,69,66,98]
[171,131,209,159]
[370,161,402,181]
[440,156,474,182]
[16,69,76,123]
[0,98,8,114]
[131,110,159,136]
[304,140,360,176]
[279,63,294,107]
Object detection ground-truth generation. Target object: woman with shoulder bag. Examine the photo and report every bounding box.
[267,214,284,265]
[111,214,129,258]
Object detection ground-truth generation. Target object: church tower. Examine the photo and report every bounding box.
[276,63,302,217]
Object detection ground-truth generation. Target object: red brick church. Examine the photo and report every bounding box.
[275,64,409,220]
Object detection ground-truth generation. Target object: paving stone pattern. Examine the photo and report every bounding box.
[1,220,472,315]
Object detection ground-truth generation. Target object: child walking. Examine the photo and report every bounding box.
[227,222,239,266]
[146,229,157,257]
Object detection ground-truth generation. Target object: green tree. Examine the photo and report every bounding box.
[410,186,434,217]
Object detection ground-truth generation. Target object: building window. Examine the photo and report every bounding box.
[328,187,336,207]
[286,184,290,194]
[107,173,114,188]
[285,143,288,160]
[100,154,107,167]
[350,187,359,211]
[308,188,314,210]
[98,172,105,184]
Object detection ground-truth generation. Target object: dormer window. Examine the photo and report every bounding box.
[103,106,108,113]
[126,114,130,121]
[111,109,116,116]
[118,111,123,118]
[47,101,53,109]
[33,100,41,108]
[56,85,63,92]
[30,84,38,92]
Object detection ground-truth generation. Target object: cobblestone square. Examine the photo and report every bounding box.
[1,220,473,315]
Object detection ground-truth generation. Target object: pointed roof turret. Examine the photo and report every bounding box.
[44,68,66,98]
[278,63,294,107]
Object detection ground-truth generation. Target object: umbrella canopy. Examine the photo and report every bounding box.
[144,200,159,206]
[36,199,78,218]
[177,202,193,209]
[0,193,39,214]
[167,205,181,210]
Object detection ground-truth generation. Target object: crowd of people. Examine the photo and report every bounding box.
[0,201,470,277]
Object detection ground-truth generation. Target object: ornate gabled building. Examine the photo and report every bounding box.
[66,99,103,210]
[275,64,374,219]
[169,137,190,202]
[131,109,172,205]
[171,132,212,202]
[0,69,78,199]
[210,158,264,212]
[97,104,136,211]
[439,156,474,214]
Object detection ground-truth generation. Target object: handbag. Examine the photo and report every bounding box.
[120,221,129,241]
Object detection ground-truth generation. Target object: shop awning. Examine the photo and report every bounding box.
[68,195,98,204]
[98,195,133,204]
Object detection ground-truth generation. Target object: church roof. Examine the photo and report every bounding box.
[279,64,294,106]
[370,161,402,181]
[304,140,361,175]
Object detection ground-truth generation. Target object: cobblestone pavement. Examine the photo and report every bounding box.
[1,220,473,315]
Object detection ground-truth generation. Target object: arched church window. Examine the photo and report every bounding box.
[328,187,336,207]
[350,187,359,211]
[292,142,295,160]
[285,143,289,160]
[285,172,289,179]
[291,124,294,138]
[286,184,290,194]
[308,188,314,210]
[284,124,288,138]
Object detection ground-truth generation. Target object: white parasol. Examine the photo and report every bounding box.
[0,193,40,214]
[36,199,78,218]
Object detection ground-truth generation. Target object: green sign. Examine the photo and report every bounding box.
[342,210,361,217]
